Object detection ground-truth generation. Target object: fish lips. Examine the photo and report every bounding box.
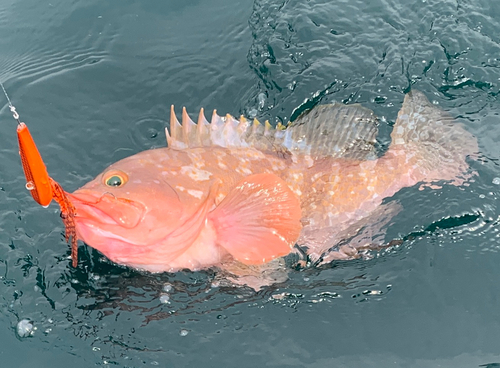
[67,191,146,229]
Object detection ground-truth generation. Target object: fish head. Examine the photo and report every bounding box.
[67,151,194,267]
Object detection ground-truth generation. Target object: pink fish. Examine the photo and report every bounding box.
[57,90,476,286]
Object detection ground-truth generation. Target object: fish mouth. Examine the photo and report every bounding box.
[66,190,146,229]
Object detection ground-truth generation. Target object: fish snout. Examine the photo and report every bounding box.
[67,190,146,229]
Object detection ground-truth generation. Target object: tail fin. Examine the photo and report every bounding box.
[389,90,478,185]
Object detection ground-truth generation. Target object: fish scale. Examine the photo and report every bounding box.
[161,90,476,263]
[19,90,478,288]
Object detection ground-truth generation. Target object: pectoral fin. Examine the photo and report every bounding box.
[209,173,301,265]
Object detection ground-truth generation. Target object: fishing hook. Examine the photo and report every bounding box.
[0,81,21,124]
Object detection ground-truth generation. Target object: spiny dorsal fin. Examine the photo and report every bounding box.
[166,104,379,160]
[167,106,269,150]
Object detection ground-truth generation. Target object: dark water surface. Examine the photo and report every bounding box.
[1,0,500,366]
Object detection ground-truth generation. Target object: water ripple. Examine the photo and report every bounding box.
[0,1,117,88]
[245,0,500,124]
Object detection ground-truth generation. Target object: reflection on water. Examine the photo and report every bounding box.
[1,0,500,366]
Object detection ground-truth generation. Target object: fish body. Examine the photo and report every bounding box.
[66,90,477,283]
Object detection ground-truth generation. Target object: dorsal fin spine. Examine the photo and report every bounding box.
[196,108,209,146]
[165,105,173,146]
[264,120,272,136]
[168,105,183,147]
[210,110,225,147]
[181,107,190,143]
[252,119,260,136]
[237,115,249,139]
[182,107,197,145]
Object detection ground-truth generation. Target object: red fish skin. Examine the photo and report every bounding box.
[70,146,297,272]
[67,91,478,286]
[290,147,421,262]
[69,143,429,273]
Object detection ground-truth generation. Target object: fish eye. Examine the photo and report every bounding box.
[104,172,128,188]
[106,175,123,187]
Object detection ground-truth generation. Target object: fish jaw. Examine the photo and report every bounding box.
[127,219,223,272]
[67,190,165,266]
[67,191,147,228]
[73,217,223,272]
[73,219,143,263]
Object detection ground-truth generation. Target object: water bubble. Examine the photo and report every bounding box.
[257,93,266,109]
[159,294,170,304]
[16,319,34,338]
[179,329,189,337]
[493,177,500,185]
[373,96,387,104]
[272,293,286,300]
[25,181,35,191]
[363,290,383,296]
[162,283,173,293]
[148,128,158,139]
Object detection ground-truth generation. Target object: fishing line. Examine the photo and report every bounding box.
[0,81,22,124]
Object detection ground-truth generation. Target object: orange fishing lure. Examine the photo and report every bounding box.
[16,121,78,267]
